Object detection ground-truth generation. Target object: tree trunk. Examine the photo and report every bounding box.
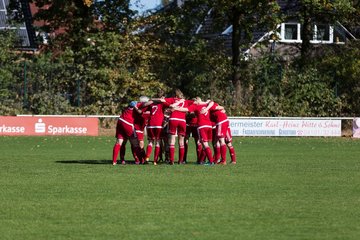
[300,5,313,66]
[231,7,242,108]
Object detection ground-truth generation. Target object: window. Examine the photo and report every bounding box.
[311,24,333,43]
[284,24,298,40]
[315,24,330,41]
[280,23,339,44]
[280,23,301,42]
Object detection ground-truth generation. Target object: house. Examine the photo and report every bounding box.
[194,0,358,60]
[0,0,37,51]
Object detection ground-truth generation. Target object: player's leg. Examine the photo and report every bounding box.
[113,121,124,165]
[120,138,127,164]
[145,128,154,162]
[167,120,177,165]
[226,127,236,164]
[152,128,162,165]
[129,136,142,164]
[153,139,161,165]
[177,122,186,164]
[136,130,146,163]
[199,127,214,164]
[218,137,227,165]
[168,134,176,164]
[113,138,124,165]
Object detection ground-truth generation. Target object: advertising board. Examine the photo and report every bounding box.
[0,116,98,136]
[229,118,342,137]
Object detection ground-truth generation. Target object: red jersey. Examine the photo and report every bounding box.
[119,106,136,126]
[187,103,216,126]
[147,102,169,127]
[165,98,193,121]
[211,103,228,124]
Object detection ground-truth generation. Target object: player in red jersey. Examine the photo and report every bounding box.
[207,101,237,164]
[112,101,143,165]
[143,92,170,165]
[133,96,150,163]
[164,89,194,164]
[174,97,217,165]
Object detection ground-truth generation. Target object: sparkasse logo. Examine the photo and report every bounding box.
[0,116,98,136]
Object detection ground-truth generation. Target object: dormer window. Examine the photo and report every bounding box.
[279,23,344,44]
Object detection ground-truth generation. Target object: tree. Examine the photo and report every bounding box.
[29,0,135,52]
[0,31,23,115]
[202,1,281,111]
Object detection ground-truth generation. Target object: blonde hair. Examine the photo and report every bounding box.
[175,89,184,99]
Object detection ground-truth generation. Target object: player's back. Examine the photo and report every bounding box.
[120,107,135,124]
[148,102,165,127]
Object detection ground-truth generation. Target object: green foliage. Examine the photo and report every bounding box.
[0,31,23,115]
[248,54,343,117]
[316,42,360,116]
[249,55,284,116]
[282,67,342,117]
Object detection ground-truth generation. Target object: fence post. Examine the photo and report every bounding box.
[23,60,27,108]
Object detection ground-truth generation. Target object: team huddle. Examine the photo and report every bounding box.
[112,89,236,166]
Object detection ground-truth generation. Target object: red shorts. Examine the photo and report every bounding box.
[135,129,144,141]
[147,126,163,140]
[225,126,232,143]
[115,119,136,139]
[216,120,229,138]
[197,125,213,142]
[168,119,186,136]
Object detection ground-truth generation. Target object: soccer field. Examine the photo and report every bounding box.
[0,136,360,240]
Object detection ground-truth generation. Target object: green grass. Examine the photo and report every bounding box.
[1,136,360,240]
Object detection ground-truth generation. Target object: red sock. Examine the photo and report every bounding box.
[169,144,175,163]
[178,145,185,163]
[199,149,206,162]
[220,144,227,162]
[154,145,161,163]
[205,147,214,163]
[145,143,153,159]
[214,145,221,162]
[229,146,236,162]
[112,143,120,164]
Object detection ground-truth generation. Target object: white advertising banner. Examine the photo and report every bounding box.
[229,118,342,137]
[353,118,360,138]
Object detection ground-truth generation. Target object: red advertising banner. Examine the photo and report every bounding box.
[0,116,98,136]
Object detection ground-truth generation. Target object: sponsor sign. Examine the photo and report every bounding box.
[353,118,360,138]
[0,116,98,136]
[229,119,341,137]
